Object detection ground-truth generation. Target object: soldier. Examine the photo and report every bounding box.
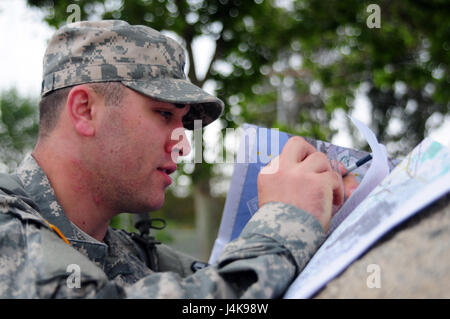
[0,20,358,298]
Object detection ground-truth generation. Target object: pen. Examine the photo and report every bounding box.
[343,154,372,177]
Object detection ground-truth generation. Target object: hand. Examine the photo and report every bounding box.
[330,163,360,216]
[257,136,344,232]
[339,162,359,199]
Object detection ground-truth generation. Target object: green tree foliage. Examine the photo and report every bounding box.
[26,0,301,182]
[23,0,449,250]
[286,0,450,156]
[0,89,39,172]
[27,0,449,156]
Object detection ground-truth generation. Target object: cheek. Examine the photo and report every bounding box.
[115,131,164,176]
[95,121,138,172]
[99,112,168,167]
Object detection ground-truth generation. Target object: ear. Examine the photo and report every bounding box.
[66,85,100,137]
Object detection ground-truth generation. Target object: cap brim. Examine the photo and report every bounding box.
[122,78,224,129]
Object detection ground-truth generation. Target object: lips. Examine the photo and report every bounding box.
[157,164,177,185]
[157,165,177,175]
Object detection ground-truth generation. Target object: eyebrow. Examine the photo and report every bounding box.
[173,103,190,118]
[153,102,188,113]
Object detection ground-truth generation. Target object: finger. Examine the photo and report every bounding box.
[329,171,345,207]
[343,173,359,198]
[339,162,347,175]
[280,136,316,167]
[260,155,280,175]
[300,152,333,173]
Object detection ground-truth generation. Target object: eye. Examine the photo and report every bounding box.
[158,110,173,120]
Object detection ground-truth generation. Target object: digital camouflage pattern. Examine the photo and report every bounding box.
[0,155,326,298]
[0,19,325,298]
[41,20,223,129]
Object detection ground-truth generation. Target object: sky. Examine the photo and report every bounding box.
[0,0,449,150]
[0,0,53,97]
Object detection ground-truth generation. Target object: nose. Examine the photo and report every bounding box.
[167,127,191,160]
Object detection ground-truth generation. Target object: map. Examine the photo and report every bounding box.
[209,121,391,263]
[209,118,398,263]
[283,138,450,298]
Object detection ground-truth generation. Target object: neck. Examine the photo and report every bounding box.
[33,140,114,242]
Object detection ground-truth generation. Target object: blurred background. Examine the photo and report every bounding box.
[0,0,449,260]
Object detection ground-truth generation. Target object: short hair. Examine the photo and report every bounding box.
[38,82,125,139]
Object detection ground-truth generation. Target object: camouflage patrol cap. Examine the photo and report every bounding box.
[41,20,224,129]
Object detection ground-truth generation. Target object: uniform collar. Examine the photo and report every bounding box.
[16,154,109,265]
[15,154,153,283]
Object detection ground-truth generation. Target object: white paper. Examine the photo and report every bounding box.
[328,117,390,233]
[284,138,450,298]
[210,118,391,263]
[208,124,256,264]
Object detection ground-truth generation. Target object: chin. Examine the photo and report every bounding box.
[125,194,164,213]
[146,195,165,212]
[149,201,164,212]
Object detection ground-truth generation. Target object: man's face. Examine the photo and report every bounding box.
[90,87,191,214]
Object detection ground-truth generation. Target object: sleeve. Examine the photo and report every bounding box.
[156,244,198,277]
[125,202,326,298]
[1,194,325,299]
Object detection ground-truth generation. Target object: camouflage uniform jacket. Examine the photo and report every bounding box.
[0,155,326,298]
